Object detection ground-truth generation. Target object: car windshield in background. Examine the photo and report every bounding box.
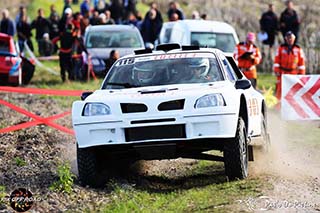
[102,53,224,89]
[191,32,236,53]
[86,31,143,48]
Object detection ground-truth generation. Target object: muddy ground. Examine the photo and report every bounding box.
[0,93,319,212]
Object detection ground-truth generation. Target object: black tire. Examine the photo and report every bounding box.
[261,114,271,152]
[77,145,104,187]
[224,117,248,180]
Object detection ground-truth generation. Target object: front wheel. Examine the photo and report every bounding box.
[77,145,105,187]
[224,117,248,180]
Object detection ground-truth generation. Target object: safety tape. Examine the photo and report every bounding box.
[24,42,60,76]
[0,99,74,135]
[0,86,85,96]
[24,42,98,81]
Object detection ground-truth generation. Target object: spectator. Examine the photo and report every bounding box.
[192,10,200,19]
[15,6,30,24]
[140,8,162,45]
[104,49,119,75]
[49,5,60,21]
[273,31,305,100]
[280,0,300,43]
[52,23,76,82]
[72,12,82,36]
[104,10,115,25]
[90,11,100,25]
[233,32,262,89]
[123,0,137,20]
[80,10,91,35]
[0,9,15,36]
[109,0,123,24]
[200,14,207,20]
[16,14,33,52]
[38,33,54,56]
[80,0,91,16]
[72,35,87,81]
[260,3,278,48]
[144,2,163,27]
[94,0,108,14]
[31,8,50,54]
[123,12,138,27]
[62,0,72,18]
[59,8,73,33]
[169,13,179,22]
[93,0,99,8]
[167,1,184,20]
[98,13,107,25]
[49,13,60,41]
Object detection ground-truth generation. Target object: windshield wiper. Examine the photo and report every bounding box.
[107,82,139,88]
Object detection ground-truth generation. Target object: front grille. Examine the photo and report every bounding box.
[131,118,175,124]
[158,99,185,111]
[125,124,186,142]
[121,103,148,113]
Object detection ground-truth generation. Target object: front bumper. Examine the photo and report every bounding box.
[73,112,238,148]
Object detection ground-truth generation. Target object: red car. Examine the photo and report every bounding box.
[0,33,34,85]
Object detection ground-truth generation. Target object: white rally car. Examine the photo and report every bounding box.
[72,44,270,187]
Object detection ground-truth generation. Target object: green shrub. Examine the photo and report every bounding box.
[50,162,75,194]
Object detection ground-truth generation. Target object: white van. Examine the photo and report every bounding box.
[158,20,239,54]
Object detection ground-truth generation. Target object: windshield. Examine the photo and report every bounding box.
[102,53,224,89]
[85,31,143,48]
[0,39,9,52]
[191,32,236,53]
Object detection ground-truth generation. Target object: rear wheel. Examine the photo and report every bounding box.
[224,117,248,180]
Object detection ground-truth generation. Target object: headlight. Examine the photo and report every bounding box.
[194,94,226,108]
[83,103,111,116]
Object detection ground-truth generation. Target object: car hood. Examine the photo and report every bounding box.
[88,48,137,60]
[86,81,237,104]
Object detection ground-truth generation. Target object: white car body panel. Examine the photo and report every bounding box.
[72,48,265,149]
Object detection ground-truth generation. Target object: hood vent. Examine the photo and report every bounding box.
[139,89,167,94]
[121,103,147,113]
[158,99,185,111]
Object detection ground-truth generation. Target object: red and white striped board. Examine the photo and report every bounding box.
[281,74,320,120]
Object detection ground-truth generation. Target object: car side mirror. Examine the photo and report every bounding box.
[235,79,251,90]
[81,91,93,100]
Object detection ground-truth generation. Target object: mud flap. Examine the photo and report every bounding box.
[21,56,35,85]
[248,145,254,161]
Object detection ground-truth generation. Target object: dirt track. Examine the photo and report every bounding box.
[0,93,319,212]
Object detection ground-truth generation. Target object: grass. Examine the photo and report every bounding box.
[103,177,263,212]
[50,162,75,194]
[257,72,276,91]
[14,157,27,167]
[0,186,6,205]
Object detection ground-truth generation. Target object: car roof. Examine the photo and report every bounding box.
[85,24,140,32]
[121,46,224,60]
[162,19,237,34]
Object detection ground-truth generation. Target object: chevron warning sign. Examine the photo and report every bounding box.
[281,74,320,120]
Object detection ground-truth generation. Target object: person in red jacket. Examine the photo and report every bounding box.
[273,31,305,100]
[234,32,262,89]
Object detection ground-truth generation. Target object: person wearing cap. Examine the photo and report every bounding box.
[38,33,54,56]
[273,31,305,100]
[59,7,73,33]
[233,32,262,89]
